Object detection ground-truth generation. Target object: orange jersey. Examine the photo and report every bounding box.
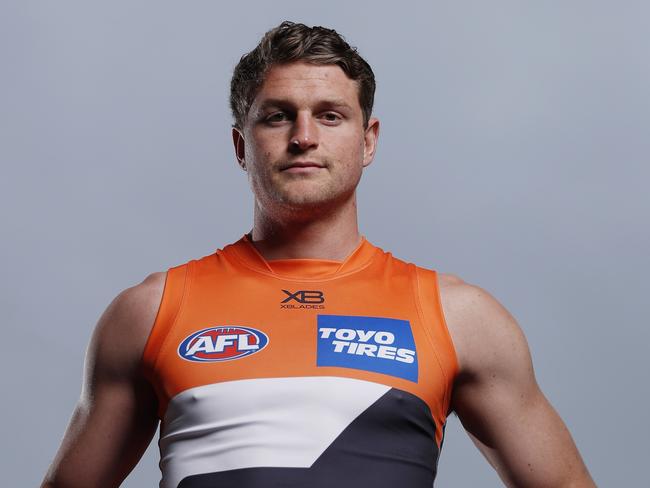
[141,234,459,488]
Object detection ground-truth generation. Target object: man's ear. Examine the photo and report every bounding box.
[232,127,246,171]
[362,117,380,168]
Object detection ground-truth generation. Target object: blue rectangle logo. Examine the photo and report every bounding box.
[317,314,418,382]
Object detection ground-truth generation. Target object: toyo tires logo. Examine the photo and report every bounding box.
[316,315,418,382]
[178,326,269,362]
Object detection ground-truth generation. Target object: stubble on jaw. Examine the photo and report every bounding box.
[250,162,362,224]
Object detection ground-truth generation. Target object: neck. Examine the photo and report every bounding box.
[249,194,362,261]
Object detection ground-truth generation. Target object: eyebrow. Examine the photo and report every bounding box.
[257,98,354,112]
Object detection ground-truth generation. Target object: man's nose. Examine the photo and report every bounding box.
[289,112,319,152]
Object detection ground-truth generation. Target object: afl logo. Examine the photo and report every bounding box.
[178,326,269,362]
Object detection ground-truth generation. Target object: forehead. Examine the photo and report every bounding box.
[252,61,360,109]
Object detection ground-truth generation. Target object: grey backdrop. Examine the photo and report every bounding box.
[2,1,648,486]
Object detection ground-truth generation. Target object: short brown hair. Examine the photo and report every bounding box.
[230,21,375,130]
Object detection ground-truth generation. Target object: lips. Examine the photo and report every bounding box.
[280,161,325,171]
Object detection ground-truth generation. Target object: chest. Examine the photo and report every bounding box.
[144,257,455,487]
[153,271,446,418]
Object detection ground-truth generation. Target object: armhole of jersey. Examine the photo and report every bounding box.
[140,261,191,411]
[412,266,460,418]
[430,270,460,383]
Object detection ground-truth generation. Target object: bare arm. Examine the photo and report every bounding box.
[41,272,166,488]
[440,275,595,487]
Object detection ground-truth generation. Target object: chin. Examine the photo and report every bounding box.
[282,187,355,213]
[276,182,332,205]
[260,178,357,214]
[280,194,331,209]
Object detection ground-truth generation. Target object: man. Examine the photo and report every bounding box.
[42,21,595,487]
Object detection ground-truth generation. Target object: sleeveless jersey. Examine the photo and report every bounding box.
[141,234,459,488]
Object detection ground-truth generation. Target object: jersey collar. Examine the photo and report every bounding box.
[223,233,380,280]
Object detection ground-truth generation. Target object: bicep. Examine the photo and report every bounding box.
[453,368,581,487]
[447,284,594,487]
[46,377,159,488]
[42,277,163,488]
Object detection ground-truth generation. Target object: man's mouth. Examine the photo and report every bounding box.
[280,161,326,172]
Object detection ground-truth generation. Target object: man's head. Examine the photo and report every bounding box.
[230,22,380,223]
[230,21,375,130]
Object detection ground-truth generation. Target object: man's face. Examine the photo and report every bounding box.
[233,61,379,219]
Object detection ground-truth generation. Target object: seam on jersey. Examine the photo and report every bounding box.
[226,247,380,282]
[152,260,194,375]
[410,264,452,417]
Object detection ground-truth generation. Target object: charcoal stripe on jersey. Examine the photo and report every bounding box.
[177,387,439,488]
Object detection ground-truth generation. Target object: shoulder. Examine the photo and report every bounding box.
[115,271,167,326]
[436,271,498,318]
[436,272,531,379]
[102,271,167,339]
[88,271,167,379]
[436,272,507,318]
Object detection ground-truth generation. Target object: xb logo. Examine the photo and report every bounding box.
[280,289,326,309]
[281,290,325,304]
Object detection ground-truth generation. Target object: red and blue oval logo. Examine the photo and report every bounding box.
[178,326,269,362]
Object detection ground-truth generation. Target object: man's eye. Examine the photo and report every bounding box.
[266,112,288,123]
[321,112,341,123]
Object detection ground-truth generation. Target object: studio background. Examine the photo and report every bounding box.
[2,1,648,486]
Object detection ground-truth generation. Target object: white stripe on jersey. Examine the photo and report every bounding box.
[158,376,391,488]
